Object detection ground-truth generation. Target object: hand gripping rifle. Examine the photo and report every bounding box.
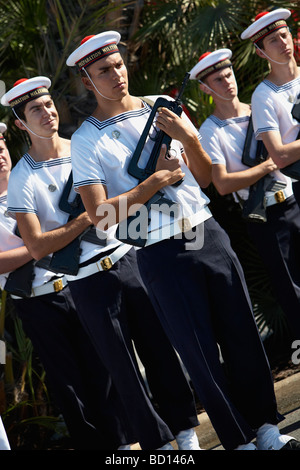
[116,72,190,247]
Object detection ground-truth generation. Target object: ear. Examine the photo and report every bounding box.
[254,45,266,59]
[81,76,94,91]
[198,82,211,96]
[14,119,27,131]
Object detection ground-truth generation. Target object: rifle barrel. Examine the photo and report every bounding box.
[176,72,190,103]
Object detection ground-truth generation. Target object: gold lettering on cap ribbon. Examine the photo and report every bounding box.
[9,87,50,108]
[196,59,232,81]
[251,20,287,43]
[77,43,119,69]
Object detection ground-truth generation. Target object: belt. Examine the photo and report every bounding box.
[264,187,293,208]
[145,206,212,247]
[11,276,67,299]
[66,244,132,282]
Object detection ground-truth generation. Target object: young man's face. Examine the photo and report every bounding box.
[0,140,12,180]
[82,52,128,100]
[204,66,237,100]
[261,26,294,61]
[23,95,59,136]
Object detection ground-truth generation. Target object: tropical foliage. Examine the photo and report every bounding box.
[0,0,298,448]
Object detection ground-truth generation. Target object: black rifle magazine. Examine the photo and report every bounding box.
[4,260,35,297]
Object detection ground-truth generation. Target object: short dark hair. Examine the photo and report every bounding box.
[255,38,265,50]
[14,103,27,122]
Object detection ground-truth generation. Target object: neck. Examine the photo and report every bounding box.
[0,173,9,197]
[28,133,70,162]
[267,60,300,86]
[213,96,249,120]
[93,94,142,121]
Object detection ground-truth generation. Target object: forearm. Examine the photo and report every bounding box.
[81,173,170,230]
[269,142,300,168]
[0,246,33,274]
[261,132,300,168]
[16,212,92,260]
[212,160,277,196]
[182,134,212,187]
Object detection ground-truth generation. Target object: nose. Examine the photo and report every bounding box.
[112,67,122,80]
[223,76,232,86]
[42,105,52,117]
[279,33,288,46]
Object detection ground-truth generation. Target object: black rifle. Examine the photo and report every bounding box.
[49,172,107,275]
[241,115,286,223]
[116,73,190,247]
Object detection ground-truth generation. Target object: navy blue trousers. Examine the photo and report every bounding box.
[68,248,199,450]
[292,181,300,208]
[247,195,300,338]
[13,287,130,450]
[137,217,282,450]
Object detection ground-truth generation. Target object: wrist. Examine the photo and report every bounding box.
[181,131,199,149]
[77,211,92,227]
[148,171,166,190]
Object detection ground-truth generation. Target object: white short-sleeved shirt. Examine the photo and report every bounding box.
[251,77,300,144]
[199,114,292,201]
[7,154,117,281]
[71,95,211,244]
[0,193,47,289]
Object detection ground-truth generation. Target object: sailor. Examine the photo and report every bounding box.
[241,8,300,205]
[191,47,300,339]
[66,30,300,450]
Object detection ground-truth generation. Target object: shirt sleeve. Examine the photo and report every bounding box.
[7,167,37,219]
[199,121,226,165]
[71,131,106,192]
[251,85,279,139]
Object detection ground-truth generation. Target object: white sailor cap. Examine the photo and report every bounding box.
[0,122,7,140]
[1,76,51,109]
[189,49,232,81]
[66,31,121,70]
[241,8,291,42]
